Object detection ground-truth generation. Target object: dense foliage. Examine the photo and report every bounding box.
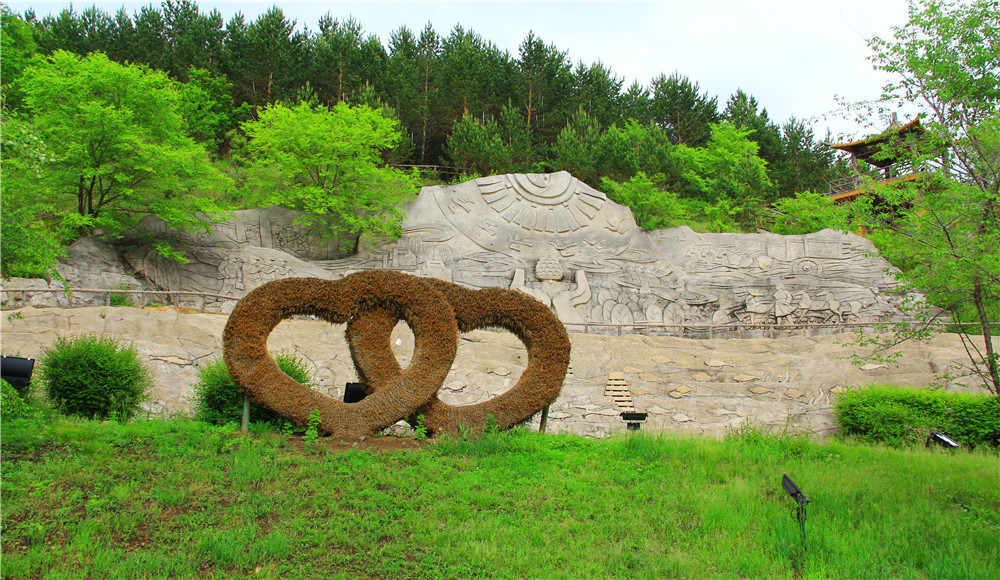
[3,1,836,185]
[835,385,1000,448]
[0,1,849,278]
[846,0,1000,394]
[1,379,37,422]
[242,101,417,240]
[38,335,152,420]
[193,354,313,426]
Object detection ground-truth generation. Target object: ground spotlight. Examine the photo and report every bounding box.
[927,431,959,449]
[782,474,809,550]
[343,382,369,404]
[620,411,648,431]
[1,355,35,391]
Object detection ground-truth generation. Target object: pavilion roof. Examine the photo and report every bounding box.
[830,117,926,168]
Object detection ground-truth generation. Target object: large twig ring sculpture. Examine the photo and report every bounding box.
[223,272,458,439]
[223,271,571,438]
[347,277,571,435]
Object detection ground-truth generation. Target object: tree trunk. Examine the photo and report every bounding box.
[972,276,1000,394]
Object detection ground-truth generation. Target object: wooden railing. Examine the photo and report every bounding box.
[5,286,987,339]
[1,287,236,313]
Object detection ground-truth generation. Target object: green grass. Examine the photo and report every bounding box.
[1,417,997,579]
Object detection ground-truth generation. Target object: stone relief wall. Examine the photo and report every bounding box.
[26,172,915,330]
[3,306,991,438]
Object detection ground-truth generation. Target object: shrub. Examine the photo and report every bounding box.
[834,385,1000,448]
[109,284,136,307]
[2,378,36,422]
[193,354,312,426]
[39,335,152,420]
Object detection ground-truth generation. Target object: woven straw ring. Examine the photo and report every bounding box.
[223,272,459,439]
[346,276,571,436]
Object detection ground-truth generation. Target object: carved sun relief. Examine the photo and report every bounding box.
[476,171,606,233]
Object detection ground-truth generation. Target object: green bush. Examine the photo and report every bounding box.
[39,335,152,421]
[109,284,136,307]
[193,354,312,426]
[834,385,1000,448]
[2,378,35,422]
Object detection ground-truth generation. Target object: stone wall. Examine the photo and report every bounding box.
[3,305,992,438]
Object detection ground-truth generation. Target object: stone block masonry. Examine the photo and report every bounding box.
[2,305,993,438]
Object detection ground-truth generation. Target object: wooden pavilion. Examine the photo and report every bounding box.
[826,115,927,203]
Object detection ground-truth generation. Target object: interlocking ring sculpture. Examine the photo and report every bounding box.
[223,271,571,439]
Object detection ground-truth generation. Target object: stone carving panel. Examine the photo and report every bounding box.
[50,172,916,330]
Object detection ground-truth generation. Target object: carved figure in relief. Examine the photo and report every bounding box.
[773,283,796,324]
[510,257,591,325]
[742,288,773,324]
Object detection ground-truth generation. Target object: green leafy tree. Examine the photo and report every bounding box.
[850,0,1000,394]
[770,190,851,235]
[674,122,772,219]
[352,81,415,164]
[178,67,235,152]
[0,113,64,278]
[243,101,416,240]
[20,50,229,242]
[601,172,690,230]
[1,6,38,109]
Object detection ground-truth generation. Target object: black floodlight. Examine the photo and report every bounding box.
[343,382,368,404]
[781,474,810,550]
[621,411,648,431]
[782,474,810,506]
[927,431,959,449]
[1,355,35,390]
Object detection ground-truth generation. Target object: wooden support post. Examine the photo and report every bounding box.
[538,405,549,434]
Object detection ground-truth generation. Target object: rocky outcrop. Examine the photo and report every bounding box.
[3,305,991,438]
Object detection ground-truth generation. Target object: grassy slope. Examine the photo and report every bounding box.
[1,418,997,579]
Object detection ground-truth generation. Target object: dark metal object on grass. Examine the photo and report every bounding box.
[621,411,648,431]
[782,474,810,551]
[1,355,35,390]
[927,431,959,449]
